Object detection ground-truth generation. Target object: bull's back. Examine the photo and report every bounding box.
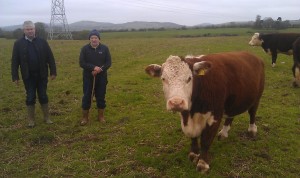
[203,52,264,81]
[197,52,265,116]
[265,33,300,51]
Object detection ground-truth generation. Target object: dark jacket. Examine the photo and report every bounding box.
[79,43,111,77]
[11,36,57,81]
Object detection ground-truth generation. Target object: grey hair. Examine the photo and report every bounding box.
[23,21,35,28]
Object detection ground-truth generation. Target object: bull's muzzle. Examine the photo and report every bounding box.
[168,97,185,111]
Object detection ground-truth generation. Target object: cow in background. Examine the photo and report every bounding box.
[145,52,265,173]
[292,38,300,87]
[249,33,300,67]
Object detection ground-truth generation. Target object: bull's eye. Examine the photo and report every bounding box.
[161,77,169,84]
[186,76,191,83]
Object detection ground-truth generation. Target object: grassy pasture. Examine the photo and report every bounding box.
[0,28,299,177]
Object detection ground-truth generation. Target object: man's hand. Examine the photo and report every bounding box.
[94,66,101,73]
[92,70,98,76]
[92,66,103,76]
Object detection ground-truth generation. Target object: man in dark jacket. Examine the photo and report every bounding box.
[79,29,111,125]
[11,20,57,127]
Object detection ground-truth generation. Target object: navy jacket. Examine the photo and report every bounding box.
[11,36,57,81]
[79,43,111,77]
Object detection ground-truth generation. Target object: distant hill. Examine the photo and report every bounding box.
[69,21,115,31]
[2,24,22,31]
[68,21,183,31]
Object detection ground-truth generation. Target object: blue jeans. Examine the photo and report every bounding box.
[82,74,107,110]
[23,72,48,106]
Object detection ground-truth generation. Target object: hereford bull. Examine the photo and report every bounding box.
[145,52,265,173]
[249,33,300,67]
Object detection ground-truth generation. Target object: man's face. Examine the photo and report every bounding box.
[90,35,100,47]
[23,26,35,39]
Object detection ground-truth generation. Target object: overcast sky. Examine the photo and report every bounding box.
[0,0,299,27]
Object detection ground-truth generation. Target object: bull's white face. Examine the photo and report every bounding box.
[161,56,193,112]
[249,33,263,46]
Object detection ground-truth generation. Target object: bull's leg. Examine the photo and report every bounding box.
[271,50,277,67]
[292,62,300,87]
[188,137,200,165]
[247,105,258,137]
[197,119,221,173]
[292,38,300,87]
[218,117,233,140]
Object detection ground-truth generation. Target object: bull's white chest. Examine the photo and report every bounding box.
[180,112,216,138]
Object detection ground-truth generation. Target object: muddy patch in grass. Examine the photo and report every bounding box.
[1,107,12,113]
[30,132,56,146]
[237,131,258,141]
[254,151,272,161]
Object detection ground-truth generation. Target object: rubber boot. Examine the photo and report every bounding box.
[98,109,105,123]
[80,110,89,126]
[27,105,35,127]
[41,103,53,124]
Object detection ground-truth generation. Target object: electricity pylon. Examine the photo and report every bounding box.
[48,0,72,40]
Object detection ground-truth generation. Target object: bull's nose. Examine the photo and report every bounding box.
[168,98,184,111]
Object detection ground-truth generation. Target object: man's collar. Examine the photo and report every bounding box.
[90,43,100,49]
[25,35,35,42]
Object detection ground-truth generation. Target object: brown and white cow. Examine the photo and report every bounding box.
[145,52,265,173]
[292,37,300,87]
[249,32,300,67]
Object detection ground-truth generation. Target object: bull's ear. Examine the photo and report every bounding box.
[145,64,162,77]
[193,61,212,76]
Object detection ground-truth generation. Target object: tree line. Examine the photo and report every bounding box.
[253,15,292,29]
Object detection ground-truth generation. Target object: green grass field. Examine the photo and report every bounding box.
[0,28,299,177]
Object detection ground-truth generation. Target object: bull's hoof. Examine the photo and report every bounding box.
[247,131,257,138]
[218,126,230,140]
[217,135,226,140]
[196,159,210,173]
[247,124,257,138]
[188,152,200,165]
[217,132,228,140]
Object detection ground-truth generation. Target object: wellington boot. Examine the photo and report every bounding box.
[98,109,105,123]
[41,103,53,124]
[80,110,89,126]
[27,105,35,128]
